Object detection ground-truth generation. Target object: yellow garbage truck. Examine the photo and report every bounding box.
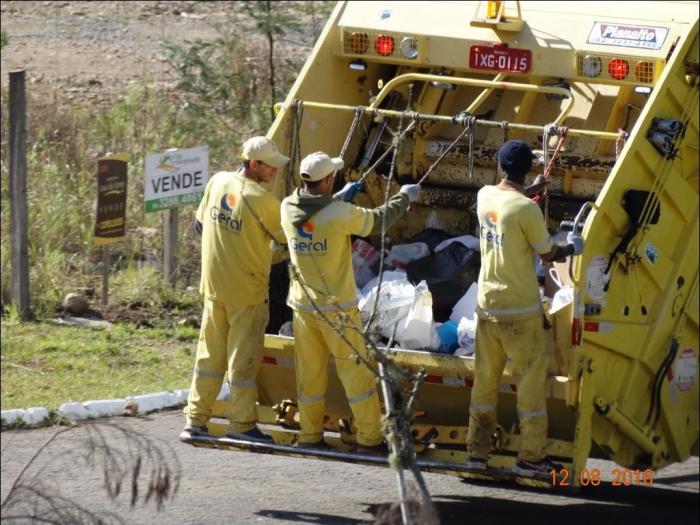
[182,1,699,488]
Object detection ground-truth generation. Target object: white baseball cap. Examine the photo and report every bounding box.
[300,151,344,182]
[241,136,290,168]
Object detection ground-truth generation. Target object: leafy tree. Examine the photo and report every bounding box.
[162,1,334,145]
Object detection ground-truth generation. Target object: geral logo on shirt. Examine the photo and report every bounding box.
[209,193,243,232]
[291,221,327,253]
[480,211,504,246]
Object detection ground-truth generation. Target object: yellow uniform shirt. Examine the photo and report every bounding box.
[476,185,553,321]
[281,194,375,313]
[196,170,284,305]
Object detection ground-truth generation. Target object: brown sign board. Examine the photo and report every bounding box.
[94,155,128,246]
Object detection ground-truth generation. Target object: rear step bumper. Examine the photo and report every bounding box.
[180,432,558,487]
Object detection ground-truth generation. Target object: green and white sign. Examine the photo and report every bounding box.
[144,146,208,213]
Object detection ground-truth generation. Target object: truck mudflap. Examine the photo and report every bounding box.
[179,430,557,489]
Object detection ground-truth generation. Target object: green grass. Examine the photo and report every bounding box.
[1,319,198,411]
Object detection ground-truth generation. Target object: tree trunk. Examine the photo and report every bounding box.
[266,0,276,124]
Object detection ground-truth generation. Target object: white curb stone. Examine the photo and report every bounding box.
[24,407,50,425]
[84,399,128,418]
[3,387,194,427]
[1,409,26,425]
[58,402,90,420]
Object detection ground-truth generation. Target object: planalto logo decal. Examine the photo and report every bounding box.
[587,22,669,50]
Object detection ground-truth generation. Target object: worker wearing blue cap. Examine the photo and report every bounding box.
[465,140,583,477]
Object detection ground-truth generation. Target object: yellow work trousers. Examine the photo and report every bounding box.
[292,309,383,446]
[466,315,550,462]
[185,298,269,433]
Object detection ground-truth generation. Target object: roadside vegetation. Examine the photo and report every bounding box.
[0,1,334,413]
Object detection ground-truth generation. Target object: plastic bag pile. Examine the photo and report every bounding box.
[353,228,482,357]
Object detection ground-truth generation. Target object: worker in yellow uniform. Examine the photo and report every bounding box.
[465,140,583,476]
[281,151,421,451]
[183,136,289,442]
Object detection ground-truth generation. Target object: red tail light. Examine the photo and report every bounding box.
[374,35,395,56]
[572,318,582,346]
[608,58,629,80]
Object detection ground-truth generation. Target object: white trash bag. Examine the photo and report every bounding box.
[454,316,477,357]
[359,277,415,338]
[434,235,480,253]
[385,242,430,269]
[549,267,574,315]
[398,280,435,349]
[450,282,478,323]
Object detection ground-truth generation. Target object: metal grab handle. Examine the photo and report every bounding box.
[278,100,620,140]
[569,201,595,283]
[369,72,575,124]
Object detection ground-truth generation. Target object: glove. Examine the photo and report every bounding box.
[399,184,421,203]
[334,181,363,202]
[567,232,583,255]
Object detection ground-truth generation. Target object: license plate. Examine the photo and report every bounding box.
[469,44,532,73]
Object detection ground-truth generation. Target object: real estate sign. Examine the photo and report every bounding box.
[144,146,208,213]
[95,154,128,245]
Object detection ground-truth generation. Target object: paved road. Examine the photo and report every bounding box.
[1,410,697,524]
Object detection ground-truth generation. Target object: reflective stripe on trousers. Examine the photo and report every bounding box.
[466,315,551,462]
[184,299,269,434]
[293,309,382,446]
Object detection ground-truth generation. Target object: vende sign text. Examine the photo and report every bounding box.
[144,146,209,213]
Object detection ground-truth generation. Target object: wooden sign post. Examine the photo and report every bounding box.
[8,70,32,319]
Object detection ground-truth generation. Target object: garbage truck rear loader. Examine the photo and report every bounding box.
[183,1,699,487]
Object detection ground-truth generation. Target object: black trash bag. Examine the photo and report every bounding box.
[405,228,453,253]
[406,243,481,322]
[267,261,292,334]
[604,190,661,276]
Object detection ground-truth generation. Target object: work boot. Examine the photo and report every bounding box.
[465,457,488,472]
[355,442,390,456]
[294,439,331,450]
[182,423,208,436]
[226,426,273,443]
[512,457,563,478]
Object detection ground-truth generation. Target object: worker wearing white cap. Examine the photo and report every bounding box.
[184,136,289,442]
[280,151,421,452]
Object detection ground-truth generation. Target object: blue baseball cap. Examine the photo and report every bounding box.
[497,140,535,178]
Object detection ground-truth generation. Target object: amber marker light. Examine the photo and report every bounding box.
[347,31,369,54]
[635,61,654,83]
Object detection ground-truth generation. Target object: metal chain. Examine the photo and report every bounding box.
[615,128,629,160]
[417,115,475,185]
[500,120,509,144]
[339,106,364,162]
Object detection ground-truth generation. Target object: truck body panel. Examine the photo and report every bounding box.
[185,1,699,486]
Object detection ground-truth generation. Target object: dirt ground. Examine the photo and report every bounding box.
[1,1,232,107]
